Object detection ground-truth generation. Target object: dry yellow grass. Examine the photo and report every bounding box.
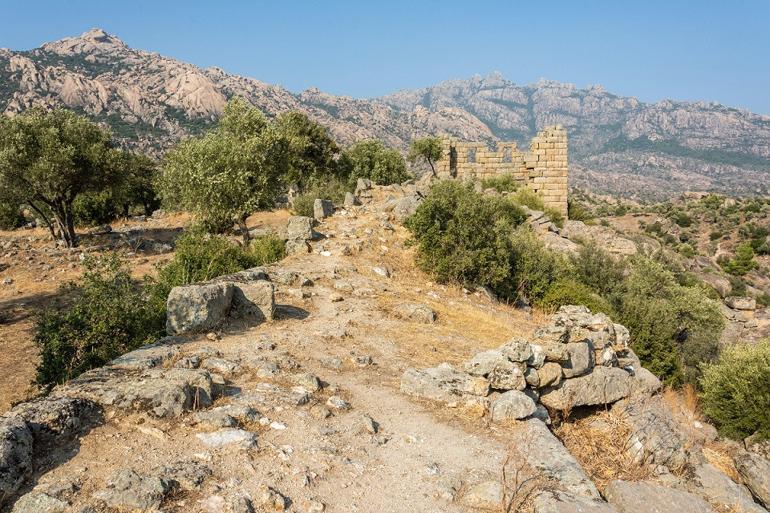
[555,408,651,492]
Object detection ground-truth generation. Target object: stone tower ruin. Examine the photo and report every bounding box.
[435,125,568,217]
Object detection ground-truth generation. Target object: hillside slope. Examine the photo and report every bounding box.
[2,29,770,198]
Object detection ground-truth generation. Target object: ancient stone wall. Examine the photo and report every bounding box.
[436,125,568,217]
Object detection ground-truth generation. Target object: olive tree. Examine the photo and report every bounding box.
[0,108,118,247]
[159,98,289,243]
[407,136,442,177]
[274,111,343,188]
[341,140,409,186]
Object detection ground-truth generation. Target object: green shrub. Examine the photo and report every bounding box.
[509,188,545,210]
[249,234,286,265]
[480,174,519,193]
[34,254,163,388]
[508,227,570,303]
[570,244,626,297]
[540,278,614,315]
[405,180,526,294]
[568,199,594,222]
[700,341,770,440]
[291,177,350,217]
[0,202,24,230]
[147,231,265,315]
[544,207,564,229]
[678,243,696,258]
[341,140,410,186]
[757,294,770,308]
[720,242,758,276]
[291,194,315,217]
[613,258,724,385]
[72,191,118,226]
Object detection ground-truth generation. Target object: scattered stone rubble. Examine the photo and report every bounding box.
[401,305,659,422]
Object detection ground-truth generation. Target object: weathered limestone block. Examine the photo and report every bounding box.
[400,364,489,402]
[166,282,234,335]
[286,216,314,241]
[0,417,33,506]
[735,451,770,508]
[392,302,436,323]
[540,367,631,411]
[533,491,617,513]
[685,462,767,513]
[229,280,274,323]
[313,198,333,220]
[511,419,600,499]
[561,341,594,378]
[605,480,716,513]
[490,390,536,423]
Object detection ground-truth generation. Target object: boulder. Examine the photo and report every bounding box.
[537,362,563,388]
[343,192,359,207]
[490,390,536,423]
[166,282,234,335]
[631,367,662,395]
[285,238,310,255]
[685,462,767,513]
[313,199,334,220]
[10,492,68,513]
[614,396,691,471]
[400,364,489,402]
[94,469,174,510]
[464,350,510,377]
[392,303,436,323]
[0,417,33,506]
[735,451,770,507]
[499,339,533,362]
[392,195,421,221]
[561,342,594,378]
[196,428,258,448]
[286,216,314,241]
[532,325,569,345]
[725,296,757,311]
[605,480,716,513]
[533,491,617,513]
[540,367,632,411]
[511,419,600,499]
[228,280,275,323]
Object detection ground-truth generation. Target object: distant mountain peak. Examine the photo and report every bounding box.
[41,27,127,55]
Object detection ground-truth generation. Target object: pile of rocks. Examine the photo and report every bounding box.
[401,305,661,423]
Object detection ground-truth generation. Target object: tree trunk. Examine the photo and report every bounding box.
[28,203,57,242]
[428,158,437,177]
[237,216,251,245]
[51,200,78,248]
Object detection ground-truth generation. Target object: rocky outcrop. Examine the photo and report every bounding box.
[735,451,770,508]
[605,480,716,513]
[166,268,274,335]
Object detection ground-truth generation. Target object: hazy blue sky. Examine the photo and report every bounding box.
[2,0,769,114]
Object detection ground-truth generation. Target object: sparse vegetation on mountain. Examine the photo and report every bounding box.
[340,140,409,186]
[700,340,770,440]
[407,136,442,177]
[0,108,120,246]
[158,99,289,243]
[719,242,758,276]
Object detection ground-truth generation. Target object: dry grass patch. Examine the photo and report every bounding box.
[555,408,651,493]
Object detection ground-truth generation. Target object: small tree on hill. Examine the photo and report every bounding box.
[0,108,119,247]
[341,140,409,186]
[408,136,442,177]
[159,98,289,243]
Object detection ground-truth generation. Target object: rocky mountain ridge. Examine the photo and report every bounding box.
[1,28,770,199]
